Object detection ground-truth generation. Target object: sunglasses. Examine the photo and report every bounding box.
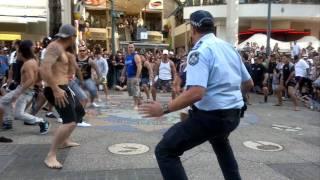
[79,50,86,52]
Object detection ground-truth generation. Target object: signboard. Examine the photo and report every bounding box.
[140,32,148,40]
[149,0,163,10]
[88,28,107,40]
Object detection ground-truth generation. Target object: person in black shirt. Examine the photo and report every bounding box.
[251,55,269,102]
[268,54,278,94]
[275,54,298,110]
[241,52,252,105]
[140,54,153,100]
[115,52,124,86]
[8,59,23,90]
[107,55,116,88]
[76,46,101,107]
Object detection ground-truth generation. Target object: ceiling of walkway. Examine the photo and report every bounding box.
[85,0,150,14]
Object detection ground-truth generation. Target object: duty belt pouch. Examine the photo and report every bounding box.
[180,111,189,122]
[180,106,194,122]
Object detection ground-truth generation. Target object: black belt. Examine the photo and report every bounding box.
[191,105,240,114]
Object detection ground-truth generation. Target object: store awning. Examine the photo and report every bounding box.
[239,29,311,36]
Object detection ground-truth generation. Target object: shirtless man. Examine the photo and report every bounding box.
[0,40,48,133]
[40,24,85,169]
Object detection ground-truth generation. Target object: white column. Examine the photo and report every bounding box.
[215,20,226,41]
[226,0,239,46]
[184,23,190,52]
[46,0,49,35]
[61,0,72,24]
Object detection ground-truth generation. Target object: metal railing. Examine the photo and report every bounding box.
[185,0,320,6]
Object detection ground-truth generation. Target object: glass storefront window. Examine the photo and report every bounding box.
[87,10,107,28]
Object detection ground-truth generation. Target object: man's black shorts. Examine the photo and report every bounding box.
[44,85,85,124]
[154,79,172,91]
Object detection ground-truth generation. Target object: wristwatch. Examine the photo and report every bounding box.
[162,104,170,114]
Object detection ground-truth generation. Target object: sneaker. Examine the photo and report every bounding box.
[91,103,101,108]
[45,112,57,118]
[0,136,13,143]
[2,123,12,130]
[39,121,50,135]
[57,118,63,123]
[77,121,92,127]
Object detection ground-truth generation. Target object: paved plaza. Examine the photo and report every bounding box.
[0,91,319,180]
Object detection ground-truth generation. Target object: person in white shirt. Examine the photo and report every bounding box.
[40,37,52,62]
[151,49,177,101]
[94,46,109,99]
[294,55,310,95]
[292,41,301,59]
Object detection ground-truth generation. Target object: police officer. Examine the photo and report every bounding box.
[139,10,253,180]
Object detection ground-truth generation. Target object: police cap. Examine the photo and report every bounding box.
[189,10,214,29]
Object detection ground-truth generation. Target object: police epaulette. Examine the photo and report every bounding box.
[192,41,202,50]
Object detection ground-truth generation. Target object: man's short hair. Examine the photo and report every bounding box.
[14,40,21,47]
[94,46,102,55]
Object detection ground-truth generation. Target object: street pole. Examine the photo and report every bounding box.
[266,0,272,57]
[111,0,116,55]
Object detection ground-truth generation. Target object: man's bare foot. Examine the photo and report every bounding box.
[44,155,63,169]
[294,107,300,111]
[273,103,282,106]
[134,106,139,110]
[59,141,80,149]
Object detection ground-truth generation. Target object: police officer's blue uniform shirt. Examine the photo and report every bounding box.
[186,33,251,110]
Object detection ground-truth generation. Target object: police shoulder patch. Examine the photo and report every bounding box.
[188,52,200,66]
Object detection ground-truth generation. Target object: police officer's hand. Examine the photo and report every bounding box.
[138,101,163,118]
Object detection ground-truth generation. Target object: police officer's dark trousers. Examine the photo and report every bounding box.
[155,107,242,180]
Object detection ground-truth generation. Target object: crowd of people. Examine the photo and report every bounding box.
[240,41,320,111]
[0,22,319,172]
[0,35,319,138]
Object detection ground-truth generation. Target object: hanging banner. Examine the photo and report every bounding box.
[149,0,163,10]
